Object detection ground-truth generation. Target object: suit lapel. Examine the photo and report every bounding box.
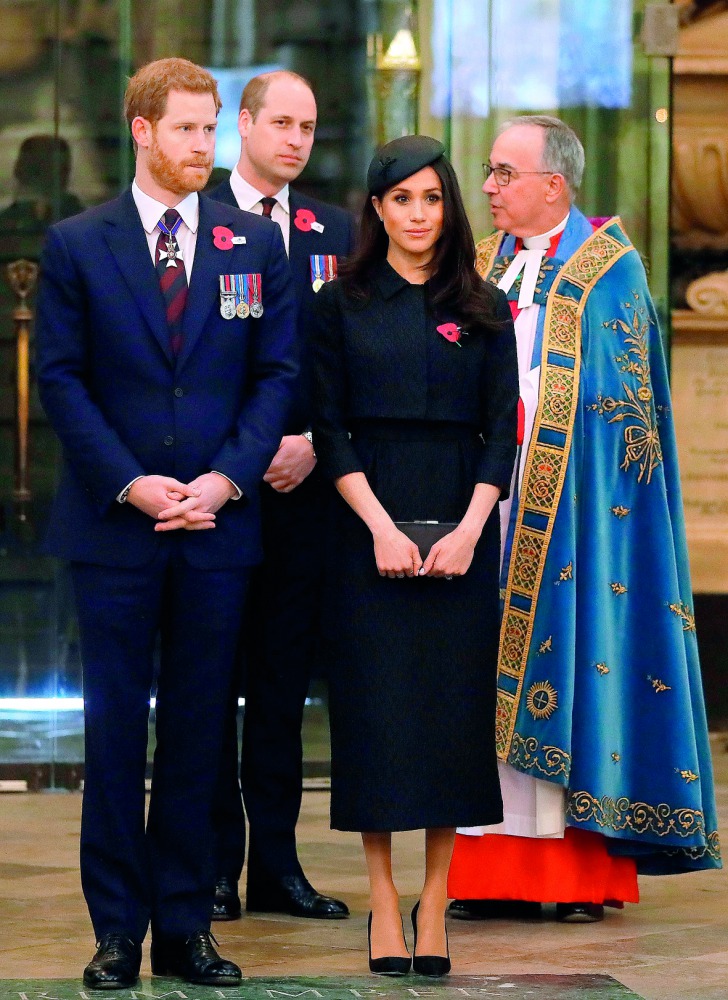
[176,197,222,369]
[288,191,316,304]
[103,189,174,366]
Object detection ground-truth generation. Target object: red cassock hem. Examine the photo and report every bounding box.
[448,827,639,905]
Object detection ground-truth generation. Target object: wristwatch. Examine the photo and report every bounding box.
[301,430,316,456]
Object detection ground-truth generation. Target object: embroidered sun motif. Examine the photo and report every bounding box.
[526,681,558,720]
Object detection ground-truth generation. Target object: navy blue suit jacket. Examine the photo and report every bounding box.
[209,180,357,433]
[36,188,298,569]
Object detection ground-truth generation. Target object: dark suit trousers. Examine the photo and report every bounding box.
[215,471,330,882]
[72,540,249,942]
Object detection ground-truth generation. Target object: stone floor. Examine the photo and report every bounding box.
[1,738,726,1000]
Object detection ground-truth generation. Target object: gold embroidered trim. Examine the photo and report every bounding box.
[486,218,633,761]
[508,732,570,777]
[568,790,714,846]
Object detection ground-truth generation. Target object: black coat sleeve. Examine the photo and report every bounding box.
[310,282,365,480]
[475,286,519,496]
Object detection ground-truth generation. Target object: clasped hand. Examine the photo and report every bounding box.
[263,435,316,493]
[374,524,477,579]
[127,473,236,531]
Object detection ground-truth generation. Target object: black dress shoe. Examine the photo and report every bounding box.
[411,901,451,978]
[83,933,141,989]
[367,911,411,976]
[246,873,349,919]
[212,876,242,921]
[448,899,542,920]
[556,902,604,923]
[150,930,242,985]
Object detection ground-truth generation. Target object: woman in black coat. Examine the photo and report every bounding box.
[311,136,518,976]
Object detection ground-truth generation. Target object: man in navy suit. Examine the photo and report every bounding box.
[209,70,356,920]
[36,58,297,988]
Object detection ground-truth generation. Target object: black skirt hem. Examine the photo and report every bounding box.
[331,809,504,834]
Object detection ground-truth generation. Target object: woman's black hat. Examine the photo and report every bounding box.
[366,135,446,194]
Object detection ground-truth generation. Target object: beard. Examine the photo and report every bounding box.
[147,135,212,196]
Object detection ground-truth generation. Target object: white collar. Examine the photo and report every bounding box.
[499,212,570,308]
[229,167,290,215]
[132,180,199,234]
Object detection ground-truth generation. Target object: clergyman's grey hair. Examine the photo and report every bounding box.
[498,115,585,195]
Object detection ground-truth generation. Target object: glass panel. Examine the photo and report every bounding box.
[419,0,672,339]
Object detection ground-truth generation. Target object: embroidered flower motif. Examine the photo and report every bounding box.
[213,226,234,250]
[437,322,464,346]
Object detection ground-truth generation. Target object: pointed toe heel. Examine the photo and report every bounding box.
[411,901,451,978]
[367,912,412,976]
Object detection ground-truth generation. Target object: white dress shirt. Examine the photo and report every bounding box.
[229,167,291,253]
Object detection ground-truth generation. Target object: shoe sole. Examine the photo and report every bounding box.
[558,912,603,924]
[82,979,140,990]
[211,911,242,921]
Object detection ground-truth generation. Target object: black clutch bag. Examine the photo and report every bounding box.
[395,520,458,561]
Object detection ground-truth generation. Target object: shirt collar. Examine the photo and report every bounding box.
[373,258,420,300]
[230,166,290,215]
[131,180,199,235]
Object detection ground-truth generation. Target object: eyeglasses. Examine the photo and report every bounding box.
[482,163,554,187]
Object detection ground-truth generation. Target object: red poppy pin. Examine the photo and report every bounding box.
[294,208,325,234]
[213,226,246,250]
[437,322,465,346]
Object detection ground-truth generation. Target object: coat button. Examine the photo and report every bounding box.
[163,435,174,446]
[174,387,184,397]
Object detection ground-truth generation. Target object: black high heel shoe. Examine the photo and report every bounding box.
[411,901,451,977]
[367,911,412,976]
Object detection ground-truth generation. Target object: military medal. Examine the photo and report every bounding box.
[310,255,324,292]
[158,215,184,268]
[219,276,236,320]
[250,273,263,317]
[235,274,250,318]
[310,255,337,292]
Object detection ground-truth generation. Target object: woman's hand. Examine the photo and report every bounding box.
[420,525,479,578]
[373,525,423,578]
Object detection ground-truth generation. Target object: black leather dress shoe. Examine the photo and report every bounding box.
[212,876,242,921]
[83,933,141,989]
[556,902,604,923]
[246,873,349,918]
[448,899,542,920]
[150,930,242,985]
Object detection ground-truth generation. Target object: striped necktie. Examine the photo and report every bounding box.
[260,197,277,218]
[156,208,188,356]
